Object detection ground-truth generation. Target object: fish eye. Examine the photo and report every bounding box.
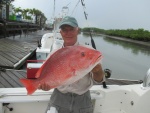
[81,52,85,57]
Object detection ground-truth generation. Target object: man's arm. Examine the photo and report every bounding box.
[92,64,104,82]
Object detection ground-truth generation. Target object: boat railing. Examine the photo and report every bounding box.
[142,68,150,89]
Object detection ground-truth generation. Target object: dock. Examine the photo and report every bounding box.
[0,18,40,38]
[0,18,47,69]
[0,69,26,88]
[0,38,37,69]
[0,30,51,69]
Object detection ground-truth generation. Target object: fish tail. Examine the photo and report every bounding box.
[20,79,37,95]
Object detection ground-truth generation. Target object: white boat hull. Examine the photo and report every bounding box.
[0,84,150,113]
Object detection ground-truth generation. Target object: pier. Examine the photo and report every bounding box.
[0,24,50,69]
[0,38,36,69]
[0,18,41,38]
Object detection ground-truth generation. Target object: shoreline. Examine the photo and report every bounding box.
[98,34,150,47]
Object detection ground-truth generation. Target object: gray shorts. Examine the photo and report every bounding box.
[45,88,93,113]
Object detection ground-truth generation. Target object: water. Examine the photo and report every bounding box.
[78,33,150,81]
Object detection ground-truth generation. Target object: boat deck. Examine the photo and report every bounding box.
[0,69,143,88]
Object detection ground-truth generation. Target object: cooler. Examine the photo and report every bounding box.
[26,60,44,79]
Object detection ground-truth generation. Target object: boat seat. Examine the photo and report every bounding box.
[47,107,58,113]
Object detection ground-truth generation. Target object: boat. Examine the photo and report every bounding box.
[0,69,150,113]
[0,0,150,113]
[36,7,65,60]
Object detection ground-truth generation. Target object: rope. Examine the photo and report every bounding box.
[0,50,32,53]
[71,0,80,16]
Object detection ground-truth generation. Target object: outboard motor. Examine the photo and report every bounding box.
[142,68,150,88]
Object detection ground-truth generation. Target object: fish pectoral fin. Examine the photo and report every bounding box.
[69,63,76,75]
[71,68,76,76]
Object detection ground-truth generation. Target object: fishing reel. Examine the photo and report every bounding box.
[104,68,112,78]
[102,69,112,89]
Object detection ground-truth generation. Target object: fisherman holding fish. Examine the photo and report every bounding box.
[38,16,105,113]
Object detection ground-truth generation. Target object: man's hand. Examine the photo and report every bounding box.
[92,64,104,82]
[38,82,51,91]
[92,64,101,73]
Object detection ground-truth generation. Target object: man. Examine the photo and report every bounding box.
[38,16,104,113]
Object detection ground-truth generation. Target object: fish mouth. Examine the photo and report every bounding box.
[95,55,102,62]
[90,54,103,66]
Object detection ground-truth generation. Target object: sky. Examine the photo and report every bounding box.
[12,0,150,31]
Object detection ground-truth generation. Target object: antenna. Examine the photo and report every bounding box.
[53,0,57,40]
[53,0,55,22]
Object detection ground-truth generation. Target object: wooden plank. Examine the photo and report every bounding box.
[0,56,9,66]
[0,72,12,88]
[6,70,23,87]
[0,41,26,58]
[0,52,19,63]
[0,54,14,66]
[0,71,21,87]
[16,70,26,78]
[0,82,5,88]
[0,38,34,53]
[0,41,28,54]
[10,70,26,79]
[0,69,26,88]
[0,38,37,69]
[2,41,27,52]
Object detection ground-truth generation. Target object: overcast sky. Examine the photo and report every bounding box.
[12,0,150,31]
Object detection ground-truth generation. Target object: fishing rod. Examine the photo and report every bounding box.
[80,0,96,49]
[80,0,108,88]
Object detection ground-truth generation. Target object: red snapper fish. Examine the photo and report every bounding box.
[20,45,103,95]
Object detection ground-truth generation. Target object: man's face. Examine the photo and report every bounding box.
[60,25,79,46]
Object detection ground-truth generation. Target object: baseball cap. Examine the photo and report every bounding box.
[59,16,78,28]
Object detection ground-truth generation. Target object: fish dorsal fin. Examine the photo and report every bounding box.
[35,62,46,78]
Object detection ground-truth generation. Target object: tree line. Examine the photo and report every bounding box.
[13,7,47,25]
[82,27,150,42]
[0,0,47,27]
